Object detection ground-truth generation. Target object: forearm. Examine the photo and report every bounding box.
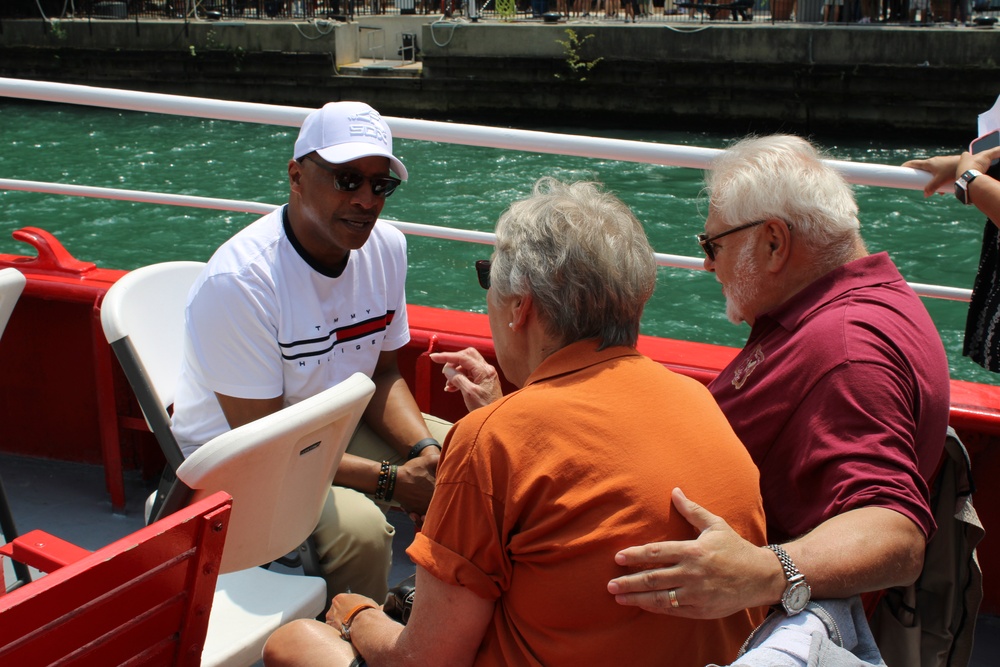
[970,172,1000,224]
[334,568,491,667]
[332,453,382,493]
[782,506,925,599]
[728,508,925,612]
[365,371,433,458]
[609,497,927,619]
[346,610,411,667]
[902,154,961,196]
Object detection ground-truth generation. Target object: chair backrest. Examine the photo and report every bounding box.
[0,267,26,341]
[176,372,375,574]
[100,261,206,472]
[0,491,232,667]
[0,268,30,593]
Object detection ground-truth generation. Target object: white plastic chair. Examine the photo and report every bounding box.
[0,267,25,341]
[101,262,378,665]
[0,268,30,593]
[100,261,206,520]
[183,372,375,666]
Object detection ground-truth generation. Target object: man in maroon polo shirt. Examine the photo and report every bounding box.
[608,135,950,629]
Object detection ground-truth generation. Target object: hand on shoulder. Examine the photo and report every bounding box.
[607,488,781,619]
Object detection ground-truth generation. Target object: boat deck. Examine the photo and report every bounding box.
[2,452,998,664]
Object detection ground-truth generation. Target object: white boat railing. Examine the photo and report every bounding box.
[0,77,971,303]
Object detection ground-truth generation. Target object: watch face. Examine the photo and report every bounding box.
[955,181,969,205]
[786,581,811,612]
[955,170,981,205]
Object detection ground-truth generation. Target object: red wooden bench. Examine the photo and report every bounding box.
[0,491,232,666]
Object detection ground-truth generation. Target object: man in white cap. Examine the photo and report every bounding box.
[170,101,450,601]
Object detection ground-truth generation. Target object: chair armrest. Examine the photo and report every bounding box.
[0,529,91,573]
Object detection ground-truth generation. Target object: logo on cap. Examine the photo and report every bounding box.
[348,111,390,147]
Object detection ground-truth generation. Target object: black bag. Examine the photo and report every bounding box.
[383,575,415,625]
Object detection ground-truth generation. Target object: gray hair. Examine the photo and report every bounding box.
[490,177,656,349]
[705,135,863,264]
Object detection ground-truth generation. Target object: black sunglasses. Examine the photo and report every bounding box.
[476,259,491,289]
[696,219,766,262]
[300,155,401,198]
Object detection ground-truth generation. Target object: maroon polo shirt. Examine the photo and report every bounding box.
[709,252,951,543]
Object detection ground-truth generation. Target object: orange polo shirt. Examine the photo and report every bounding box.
[409,341,767,667]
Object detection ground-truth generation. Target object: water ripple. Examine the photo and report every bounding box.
[1,102,994,384]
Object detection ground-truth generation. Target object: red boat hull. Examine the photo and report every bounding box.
[2,227,999,612]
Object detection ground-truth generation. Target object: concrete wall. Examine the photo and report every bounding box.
[413,23,1000,138]
[1,18,998,140]
[417,23,999,66]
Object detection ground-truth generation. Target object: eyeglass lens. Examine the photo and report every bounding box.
[697,220,767,261]
[302,156,400,197]
[475,260,491,289]
[698,236,718,262]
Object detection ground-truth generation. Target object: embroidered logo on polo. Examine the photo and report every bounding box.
[279,310,395,362]
[731,344,765,390]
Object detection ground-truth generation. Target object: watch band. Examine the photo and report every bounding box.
[766,543,801,580]
[341,603,378,642]
[408,437,442,460]
[955,169,983,205]
[766,543,811,615]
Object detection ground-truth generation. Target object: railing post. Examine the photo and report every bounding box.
[414,335,440,414]
[92,295,127,513]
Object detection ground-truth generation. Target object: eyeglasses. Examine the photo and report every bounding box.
[300,155,401,198]
[696,219,767,262]
[475,259,491,289]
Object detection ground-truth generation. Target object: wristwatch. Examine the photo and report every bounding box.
[955,169,983,205]
[766,544,811,616]
[341,603,378,643]
[407,437,442,460]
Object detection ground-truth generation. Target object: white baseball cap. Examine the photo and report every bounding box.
[293,101,407,180]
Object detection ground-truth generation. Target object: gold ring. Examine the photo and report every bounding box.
[668,589,679,608]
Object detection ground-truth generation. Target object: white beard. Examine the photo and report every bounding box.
[724,243,762,325]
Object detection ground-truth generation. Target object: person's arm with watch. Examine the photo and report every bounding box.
[214,387,440,517]
[261,567,494,666]
[607,488,924,619]
[955,157,1000,222]
[352,348,442,517]
[903,145,1000,223]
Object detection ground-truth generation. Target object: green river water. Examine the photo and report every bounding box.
[1,101,996,385]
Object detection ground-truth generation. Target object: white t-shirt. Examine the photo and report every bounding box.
[171,205,409,455]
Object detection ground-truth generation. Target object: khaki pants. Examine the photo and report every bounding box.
[310,414,452,601]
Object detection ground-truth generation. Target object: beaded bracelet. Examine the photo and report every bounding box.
[374,460,391,500]
[384,464,398,503]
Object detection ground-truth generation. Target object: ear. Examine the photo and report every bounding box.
[510,293,534,332]
[761,218,792,273]
[288,158,303,193]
